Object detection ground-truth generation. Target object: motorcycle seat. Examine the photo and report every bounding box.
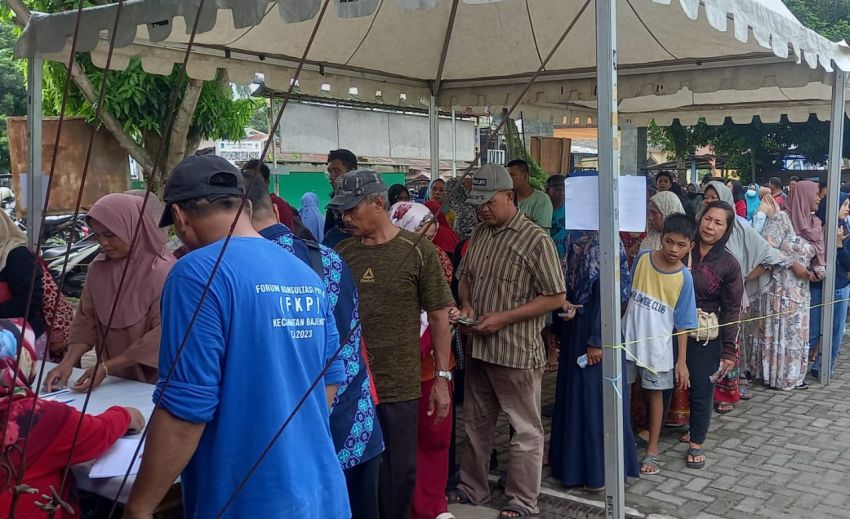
[44,214,76,226]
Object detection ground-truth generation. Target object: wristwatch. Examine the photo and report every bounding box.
[435,370,453,382]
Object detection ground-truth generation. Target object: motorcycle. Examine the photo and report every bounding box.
[0,187,15,220]
[15,214,90,247]
[40,214,91,247]
[43,235,100,298]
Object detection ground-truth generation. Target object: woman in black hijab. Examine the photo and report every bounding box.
[388,184,411,206]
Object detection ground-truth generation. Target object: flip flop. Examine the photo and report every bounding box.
[499,504,536,518]
[640,455,661,475]
[714,402,734,414]
[686,447,706,469]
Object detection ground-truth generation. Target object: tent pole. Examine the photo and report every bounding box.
[596,1,625,518]
[430,95,440,180]
[820,70,847,385]
[452,107,457,178]
[26,57,43,249]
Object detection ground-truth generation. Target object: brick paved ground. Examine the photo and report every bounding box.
[452,347,850,519]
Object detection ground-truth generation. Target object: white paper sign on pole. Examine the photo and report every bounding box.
[563,175,646,233]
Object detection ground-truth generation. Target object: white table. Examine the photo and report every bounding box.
[37,362,171,505]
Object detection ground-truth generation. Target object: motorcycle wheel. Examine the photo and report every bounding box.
[61,270,87,299]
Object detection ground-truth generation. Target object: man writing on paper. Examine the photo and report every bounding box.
[124,156,349,519]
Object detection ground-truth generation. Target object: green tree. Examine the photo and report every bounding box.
[0,21,26,173]
[503,115,548,190]
[647,119,717,181]
[2,0,259,193]
[784,0,850,42]
[649,116,845,181]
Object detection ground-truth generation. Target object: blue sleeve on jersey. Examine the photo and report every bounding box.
[674,269,699,330]
[154,267,225,424]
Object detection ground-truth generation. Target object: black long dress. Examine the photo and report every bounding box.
[549,282,639,488]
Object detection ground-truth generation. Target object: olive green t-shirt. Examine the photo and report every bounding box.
[336,229,455,403]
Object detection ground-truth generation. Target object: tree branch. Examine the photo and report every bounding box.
[7,0,156,172]
[4,0,30,25]
[166,78,203,173]
[68,62,155,171]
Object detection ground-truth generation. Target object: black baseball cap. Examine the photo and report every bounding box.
[327,169,388,211]
[158,155,245,227]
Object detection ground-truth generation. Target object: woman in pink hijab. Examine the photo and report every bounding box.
[44,193,176,391]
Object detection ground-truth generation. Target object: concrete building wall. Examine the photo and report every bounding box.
[280,103,338,153]
[339,109,391,157]
[388,112,431,159]
[279,102,475,161]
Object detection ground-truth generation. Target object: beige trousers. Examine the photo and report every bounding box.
[458,357,544,514]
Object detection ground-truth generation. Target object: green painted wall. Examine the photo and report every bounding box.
[275,172,406,211]
[128,171,407,213]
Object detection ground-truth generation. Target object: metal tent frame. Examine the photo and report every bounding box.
[16,1,850,517]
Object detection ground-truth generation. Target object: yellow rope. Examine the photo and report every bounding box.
[592,296,850,375]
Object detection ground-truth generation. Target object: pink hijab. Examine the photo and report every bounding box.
[784,180,825,268]
[86,193,176,329]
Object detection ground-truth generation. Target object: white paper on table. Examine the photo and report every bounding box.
[563,175,646,233]
[89,438,144,479]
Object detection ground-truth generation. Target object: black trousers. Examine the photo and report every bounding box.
[376,400,419,519]
[345,454,381,519]
[683,337,722,444]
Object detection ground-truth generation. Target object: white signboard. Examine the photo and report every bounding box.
[564,175,647,233]
[216,140,265,164]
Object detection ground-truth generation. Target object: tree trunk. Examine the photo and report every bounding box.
[750,150,757,184]
[675,157,687,184]
[165,78,204,176]
[140,129,165,196]
[184,134,202,160]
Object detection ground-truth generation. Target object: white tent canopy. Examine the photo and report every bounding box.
[15,0,850,115]
[550,84,850,127]
[13,1,850,517]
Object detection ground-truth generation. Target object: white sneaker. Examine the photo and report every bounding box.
[436,513,456,519]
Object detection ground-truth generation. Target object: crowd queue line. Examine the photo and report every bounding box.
[0,149,842,519]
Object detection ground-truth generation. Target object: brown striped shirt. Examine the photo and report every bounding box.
[457,211,566,369]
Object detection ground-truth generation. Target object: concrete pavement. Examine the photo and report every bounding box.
[451,348,850,519]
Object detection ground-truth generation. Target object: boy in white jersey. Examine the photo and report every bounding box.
[625,213,698,475]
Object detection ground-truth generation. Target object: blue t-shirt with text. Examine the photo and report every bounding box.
[259,223,383,469]
[155,237,349,519]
